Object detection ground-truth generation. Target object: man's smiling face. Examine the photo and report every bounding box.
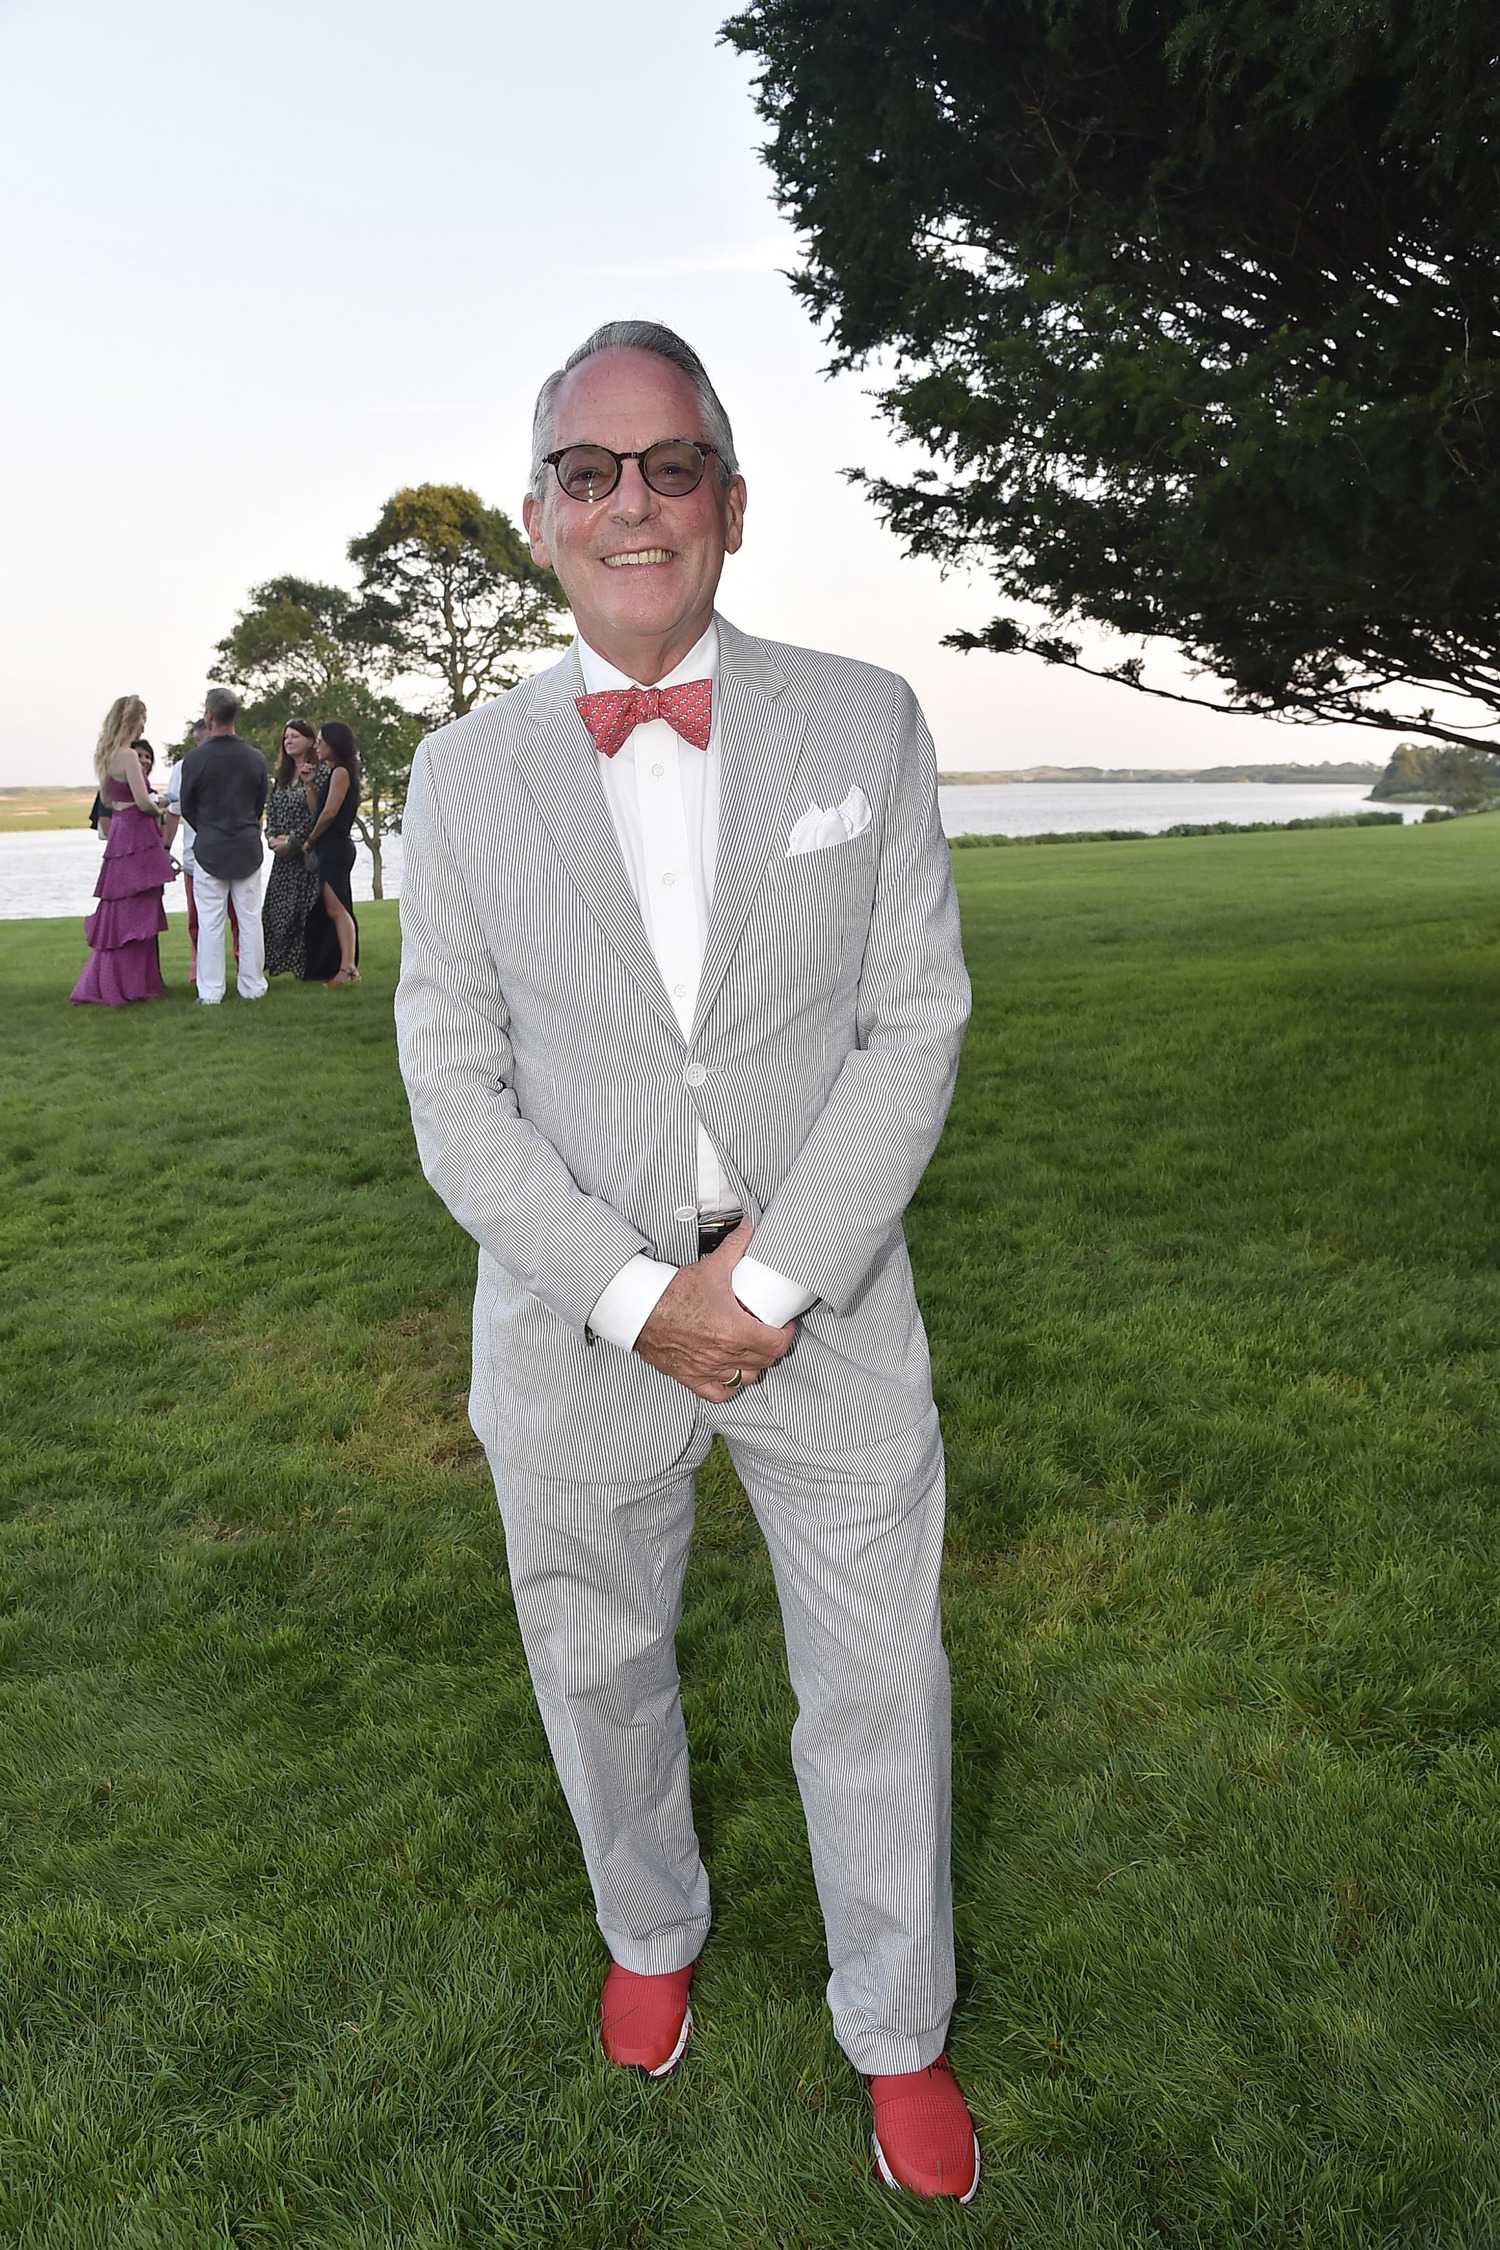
[522,346,746,684]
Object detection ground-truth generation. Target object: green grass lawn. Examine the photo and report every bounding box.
[2,821,1498,2248]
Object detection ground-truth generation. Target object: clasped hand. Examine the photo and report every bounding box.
[633,1218,796,1403]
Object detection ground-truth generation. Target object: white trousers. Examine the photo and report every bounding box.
[194,867,267,1002]
[490,1395,955,2075]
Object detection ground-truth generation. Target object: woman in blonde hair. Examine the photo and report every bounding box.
[70,694,178,1006]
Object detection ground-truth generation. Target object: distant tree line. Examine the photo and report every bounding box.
[1371,743,1500,811]
[194,484,566,895]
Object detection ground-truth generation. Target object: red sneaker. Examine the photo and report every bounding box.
[599,1960,695,2077]
[868,2053,980,2201]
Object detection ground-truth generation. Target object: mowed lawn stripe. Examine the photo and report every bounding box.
[0,820,1497,2247]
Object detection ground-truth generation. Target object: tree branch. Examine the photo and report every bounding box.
[947,624,1500,751]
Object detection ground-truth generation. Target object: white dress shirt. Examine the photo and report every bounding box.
[164,762,195,873]
[582,620,817,1350]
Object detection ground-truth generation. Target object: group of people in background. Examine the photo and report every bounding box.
[264,717,362,983]
[71,688,362,1007]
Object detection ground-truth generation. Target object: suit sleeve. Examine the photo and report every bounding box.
[394,741,653,1336]
[743,680,971,1317]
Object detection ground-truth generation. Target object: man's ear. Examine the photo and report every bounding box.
[723,475,747,558]
[522,492,552,569]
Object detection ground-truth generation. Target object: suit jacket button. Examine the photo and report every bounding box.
[674,1205,697,1223]
[683,1061,707,1087]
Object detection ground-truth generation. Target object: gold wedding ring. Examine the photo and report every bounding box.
[726,1368,744,1391]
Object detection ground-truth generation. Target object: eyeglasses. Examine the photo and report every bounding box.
[544,440,721,503]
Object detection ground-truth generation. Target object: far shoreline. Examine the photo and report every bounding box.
[0,787,96,833]
[1,766,1393,832]
[937,763,1384,786]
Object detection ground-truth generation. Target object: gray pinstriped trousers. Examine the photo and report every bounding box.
[490,1395,956,2075]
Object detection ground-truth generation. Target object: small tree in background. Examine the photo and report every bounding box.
[214,576,372,716]
[211,577,416,898]
[170,576,364,762]
[349,483,567,723]
[203,487,568,896]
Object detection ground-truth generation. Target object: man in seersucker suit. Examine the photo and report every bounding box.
[394,321,976,2201]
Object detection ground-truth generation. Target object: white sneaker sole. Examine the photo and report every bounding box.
[648,2003,692,2077]
[873,2128,980,2204]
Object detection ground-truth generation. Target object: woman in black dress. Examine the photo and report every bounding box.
[298,721,361,985]
[263,720,327,975]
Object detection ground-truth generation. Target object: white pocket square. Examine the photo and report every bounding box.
[786,786,872,856]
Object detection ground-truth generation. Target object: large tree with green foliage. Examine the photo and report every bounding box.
[348,484,566,723]
[212,576,419,899]
[724,0,1500,750]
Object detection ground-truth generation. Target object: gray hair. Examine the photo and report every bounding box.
[529,321,739,500]
[203,685,238,726]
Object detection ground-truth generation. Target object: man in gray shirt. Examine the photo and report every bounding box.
[178,686,269,1004]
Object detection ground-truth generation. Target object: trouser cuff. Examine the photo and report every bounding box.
[600,1920,710,1977]
[832,2018,952,2076]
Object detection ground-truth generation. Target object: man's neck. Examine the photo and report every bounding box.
[576,611,715,687]
[205,724,236,739]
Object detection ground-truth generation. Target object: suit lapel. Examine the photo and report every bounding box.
[513,648,680,1037]
[695,619,806,1036]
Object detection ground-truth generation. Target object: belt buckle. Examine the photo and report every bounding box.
[696,1210,743,1260]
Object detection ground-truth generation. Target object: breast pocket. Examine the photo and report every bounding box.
[770,827,877,984]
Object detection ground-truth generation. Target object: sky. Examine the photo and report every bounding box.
[0,0,1401,785]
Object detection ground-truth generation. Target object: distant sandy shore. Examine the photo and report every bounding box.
[0,787,96,832]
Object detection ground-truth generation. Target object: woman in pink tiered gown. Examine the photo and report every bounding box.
[70,695,178,1006]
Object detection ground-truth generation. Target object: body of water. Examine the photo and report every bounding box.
[0,783,1437,923]
[937,779,1437,838]
[0,830,404,924]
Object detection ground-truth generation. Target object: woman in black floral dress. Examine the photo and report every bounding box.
[263,720,327,976]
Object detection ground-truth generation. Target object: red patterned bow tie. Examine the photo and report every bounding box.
[575,679,713,759]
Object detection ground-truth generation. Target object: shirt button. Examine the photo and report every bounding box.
[674,1205,696,1223]
[661,871,677,887]
[651,763,664,777]
[674,983,687,998]
[684,1061,707,1088]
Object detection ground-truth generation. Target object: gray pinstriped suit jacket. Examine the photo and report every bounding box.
[394,613,971,1483]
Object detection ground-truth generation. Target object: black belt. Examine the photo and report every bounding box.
[697,1211,744,1259]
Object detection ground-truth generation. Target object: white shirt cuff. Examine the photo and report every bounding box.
[588,1254,678,1350]
[731,1255,817,1327]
